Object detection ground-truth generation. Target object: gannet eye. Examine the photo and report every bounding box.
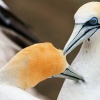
[89,17,98,25]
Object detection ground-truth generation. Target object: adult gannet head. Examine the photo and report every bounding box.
[0,42,83,89]
[63,2,100,55]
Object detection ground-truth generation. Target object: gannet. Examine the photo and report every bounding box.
[58,2,100,100]
[0,42,83,100]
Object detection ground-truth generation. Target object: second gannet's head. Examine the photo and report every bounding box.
[63,2,100,55]
[0,43,83,89]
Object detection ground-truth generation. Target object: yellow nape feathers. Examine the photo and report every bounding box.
[1,43,67,89]
[74,2,100,23]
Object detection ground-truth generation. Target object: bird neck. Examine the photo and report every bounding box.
[72,29,100,84]
[0,62,28,90]
[0,60,49,90]
[0,59,51,90]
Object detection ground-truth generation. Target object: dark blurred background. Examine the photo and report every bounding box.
[3,0,96,100]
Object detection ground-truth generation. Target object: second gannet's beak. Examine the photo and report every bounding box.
[63,23,100,55]
[61,67,84,81]
[52,64,84,81]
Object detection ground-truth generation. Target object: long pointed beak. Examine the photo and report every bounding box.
[63,24,100,55]
[0,6,40,48]
[61,67,84,81]
[52,65,84,81]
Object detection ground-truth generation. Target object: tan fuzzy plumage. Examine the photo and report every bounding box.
[1,43,67,89]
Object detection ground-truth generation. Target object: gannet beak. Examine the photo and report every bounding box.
[63,24,100,55]
[62,67,84,81]
[52,64,84,81]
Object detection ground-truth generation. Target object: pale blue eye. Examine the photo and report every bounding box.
[90,17,98,25]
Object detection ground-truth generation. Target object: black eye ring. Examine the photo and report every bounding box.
[89,17,98,25]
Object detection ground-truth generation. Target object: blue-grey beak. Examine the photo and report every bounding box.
[63,24,99,55]
[52,64,84,81]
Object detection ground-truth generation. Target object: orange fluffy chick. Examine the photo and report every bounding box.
[0,43,67,89]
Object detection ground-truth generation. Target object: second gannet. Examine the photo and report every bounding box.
[0,42,83,100]
[58,2,100,100]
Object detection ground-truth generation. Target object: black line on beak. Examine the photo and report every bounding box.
[61,68,84,82]
[64,26,99,55]
[61,73,82,81]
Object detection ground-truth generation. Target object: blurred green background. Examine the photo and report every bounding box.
[3,0,97,99]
